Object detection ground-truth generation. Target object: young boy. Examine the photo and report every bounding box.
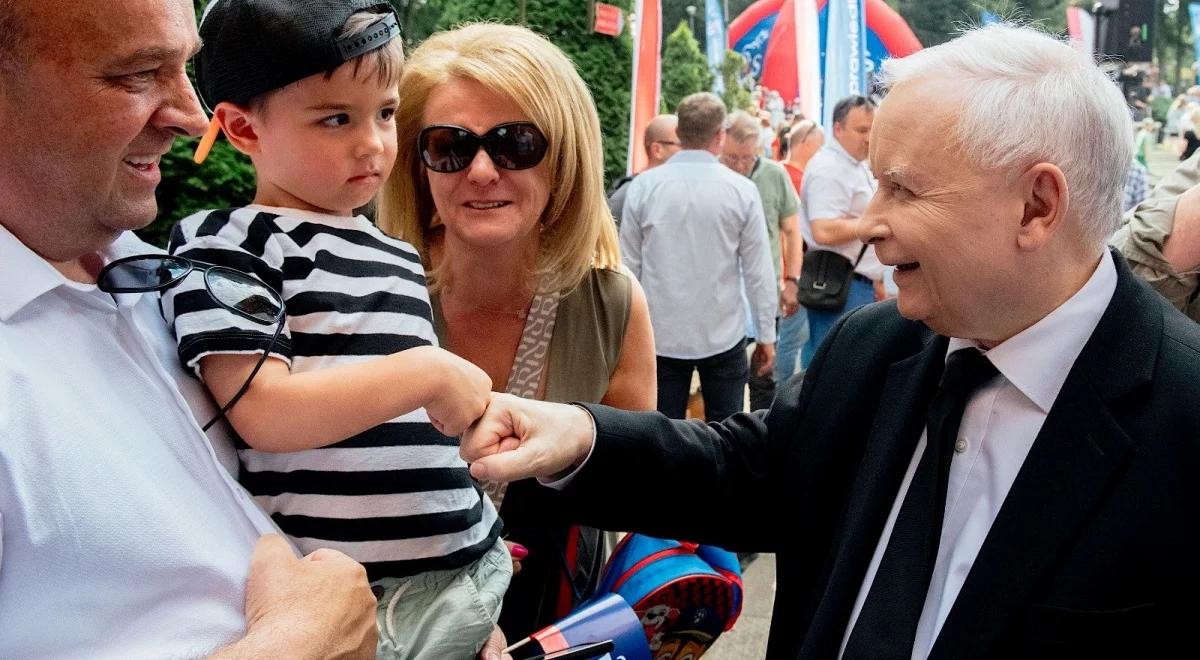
[161,2,509,658]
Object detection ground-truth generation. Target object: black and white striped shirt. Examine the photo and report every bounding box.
[162,205,499,580]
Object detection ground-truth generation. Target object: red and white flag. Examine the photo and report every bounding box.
[627,0,663,175]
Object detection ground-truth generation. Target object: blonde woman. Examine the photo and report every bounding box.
[378,23,656,639]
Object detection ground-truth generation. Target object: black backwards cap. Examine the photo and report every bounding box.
[192,0,400,163]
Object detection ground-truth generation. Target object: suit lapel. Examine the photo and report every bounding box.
[799,334,949,659]
[929,252,1157,658]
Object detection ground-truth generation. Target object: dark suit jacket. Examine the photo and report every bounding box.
[563,253,1200,658]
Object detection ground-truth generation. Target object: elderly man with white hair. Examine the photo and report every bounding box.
[459,24,1200,658]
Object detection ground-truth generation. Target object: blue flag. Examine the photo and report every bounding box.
[705,0,727,94]
[822,0,867,133]
[1191,4,1200,84]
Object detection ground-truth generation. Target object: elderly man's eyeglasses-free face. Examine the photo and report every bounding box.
[97,254,286,431]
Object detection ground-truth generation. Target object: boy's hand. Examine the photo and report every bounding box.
[423,348,492,436]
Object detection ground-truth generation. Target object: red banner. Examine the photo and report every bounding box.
[627,0,662,175]
[594,3,624,37]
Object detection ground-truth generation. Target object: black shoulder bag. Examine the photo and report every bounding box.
[797,244,868,312]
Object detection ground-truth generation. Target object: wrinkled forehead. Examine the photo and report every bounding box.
[870,81,963,175]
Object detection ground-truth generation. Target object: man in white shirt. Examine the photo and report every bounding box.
[799,94,884,369]
[463,24,1200,658]
[621,92,777,422]
[0,1,377,656]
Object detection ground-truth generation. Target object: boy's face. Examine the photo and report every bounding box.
[248,64,398,217]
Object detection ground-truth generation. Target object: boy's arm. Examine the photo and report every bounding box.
[164,210,491,450]
[200,346,490,452]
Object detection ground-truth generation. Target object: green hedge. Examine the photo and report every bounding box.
[661,21,713,113]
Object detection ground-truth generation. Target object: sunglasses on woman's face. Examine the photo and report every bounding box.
[417,122,548,173]
[97,254,286,431]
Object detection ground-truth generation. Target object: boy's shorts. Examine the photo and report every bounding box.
[374,538,512,660]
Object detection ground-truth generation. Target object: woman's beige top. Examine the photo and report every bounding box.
[431,268,632,403]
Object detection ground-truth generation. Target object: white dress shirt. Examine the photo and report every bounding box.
[0,225,279,657]
[839,251,1118,658]
[800,139,885,281]
[621,150,778,358]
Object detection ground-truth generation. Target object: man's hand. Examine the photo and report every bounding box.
[780,279,800,317]
[461,394,594,482]
[477,625,513,660]
[752,342,776,376]
[232,535,377,659]
[422,347,493,436]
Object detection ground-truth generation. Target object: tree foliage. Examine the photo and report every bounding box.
[721,49,754,111]
[662,21,715,112]
[662,0,759,54]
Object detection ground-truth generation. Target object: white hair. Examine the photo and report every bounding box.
[876,24,1133,247]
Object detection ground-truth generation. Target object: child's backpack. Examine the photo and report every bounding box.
[589,534,744,659]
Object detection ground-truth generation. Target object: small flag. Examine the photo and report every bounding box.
[524,594,652,660]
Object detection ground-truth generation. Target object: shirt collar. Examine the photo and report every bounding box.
[826,137,862,165]
[666,149,720,164]
[947,251,1118,413]
[0,225,160,322]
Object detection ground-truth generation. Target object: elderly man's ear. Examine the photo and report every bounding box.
[1015,162,1070,251]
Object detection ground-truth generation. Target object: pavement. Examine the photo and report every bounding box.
[694,139,1186,660]
[704,554,775,659]
[1147,138,1182,183]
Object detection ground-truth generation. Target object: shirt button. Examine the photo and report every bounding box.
[954,437,969,453]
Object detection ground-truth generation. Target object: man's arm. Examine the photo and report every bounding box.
[209,535,376,660]
[740,192,778,372]
[779,212,802,316]
[1112,151,1200,320]
[810,218,861,246]
[462,395,783,550]
[460,304,877,551]
[803,169,860,245]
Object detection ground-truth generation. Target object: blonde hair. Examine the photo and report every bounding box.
[377,23,619,293]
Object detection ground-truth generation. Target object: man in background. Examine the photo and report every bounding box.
[799,95,883,369]
[621,93,776,422]
[722,110,803,409]
[609,114,679,227]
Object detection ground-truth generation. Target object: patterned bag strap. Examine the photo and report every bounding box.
[479,281,561,509]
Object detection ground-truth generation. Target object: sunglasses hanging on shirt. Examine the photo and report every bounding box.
[97,254,286,431]
[418,122,549,173]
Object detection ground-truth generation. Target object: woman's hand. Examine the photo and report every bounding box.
[505,540,527,575]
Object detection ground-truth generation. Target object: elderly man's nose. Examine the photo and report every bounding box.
[857,210,890,244]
